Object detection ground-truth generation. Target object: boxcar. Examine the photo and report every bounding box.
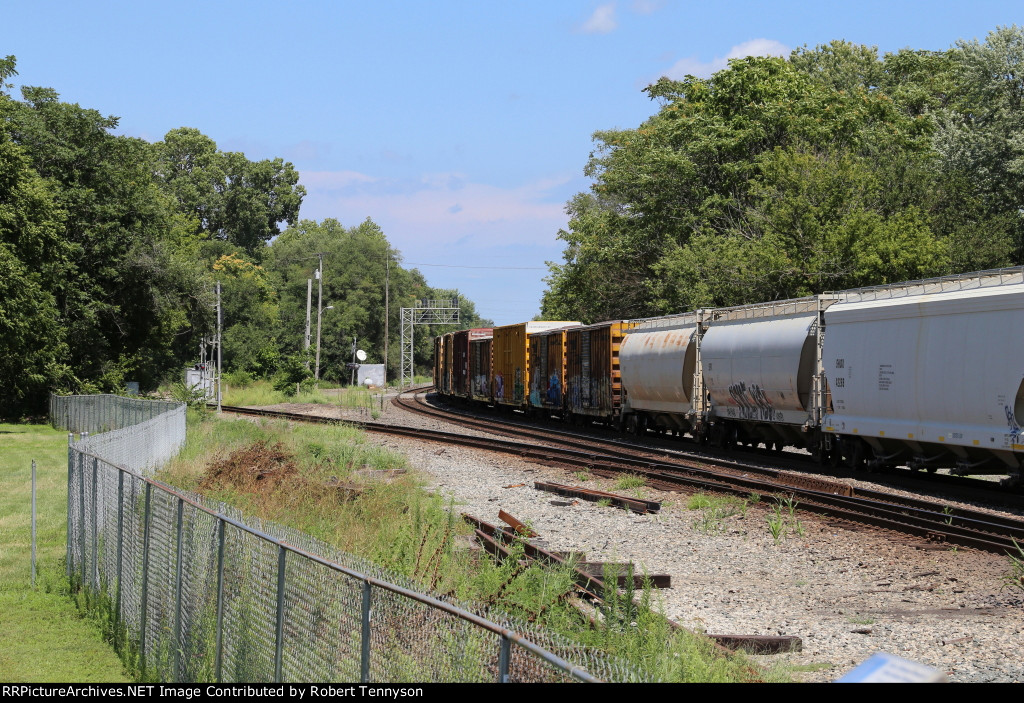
[492,321,579,409]
[564,320,638,426]
[470,335,493,403]
[450,328,492,399]
[527,326,570,416]
[432,335,445,393]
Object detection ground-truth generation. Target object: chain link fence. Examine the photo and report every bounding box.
[57,394,636,683]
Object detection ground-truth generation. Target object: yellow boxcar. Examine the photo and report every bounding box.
[565,320,638,425]
[492,321,579,408]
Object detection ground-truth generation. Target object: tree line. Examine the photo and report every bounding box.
[0,57,487,419]
[541,26,1024,322]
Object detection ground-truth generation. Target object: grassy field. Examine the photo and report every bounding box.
[0,423,130,682]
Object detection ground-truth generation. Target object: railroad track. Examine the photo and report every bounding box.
[402,388,1024,503]
[216,394,1024,554]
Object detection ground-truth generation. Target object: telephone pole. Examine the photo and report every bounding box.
[314,253,326,381]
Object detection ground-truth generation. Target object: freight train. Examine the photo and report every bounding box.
[433,268,1024,484]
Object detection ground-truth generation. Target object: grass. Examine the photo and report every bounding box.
[221,379,388,415]
[1003,538,1024,592]
[847,616,875,625]
[614,474,646,491]
[767,495,804,543]
[687,492,749,534]
[0,423,130,682]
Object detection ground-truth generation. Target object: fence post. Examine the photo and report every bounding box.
[139,483,153,680]
[274,545,287,683]
[498,635,512,683]
[173,497,185,683]
[66,434,73,580]
[214,518,225,683]
[78,446,86,589]
[31,460,36,588]
[91,457,99,592]
[360,581,372,683]
[115,470,124,625]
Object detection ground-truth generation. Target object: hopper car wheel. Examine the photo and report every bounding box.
[848,441,866,472]
[829,446,843,468]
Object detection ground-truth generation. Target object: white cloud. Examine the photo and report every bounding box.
[630,0,663,15]
[300,170,378,191]
[662,38,790,79]
[580,3,617,34]
[299,170,573,248]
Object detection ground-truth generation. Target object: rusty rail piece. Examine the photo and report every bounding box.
[465,514,785,665]
[464,513,605,600]
[577,563,671,589]
[220,402,1024,554]
[498,510,539,537]
[480,511,671,590]
[706,635,802,655]
[533,481,658,514]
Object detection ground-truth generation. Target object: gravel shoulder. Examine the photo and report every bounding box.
[260,398,1024,683]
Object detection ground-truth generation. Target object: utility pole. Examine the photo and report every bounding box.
[304,278,312,369]
[384,255,390,389]
[350,334,358,386]
[315,253,326,382]
[216,280,222,412]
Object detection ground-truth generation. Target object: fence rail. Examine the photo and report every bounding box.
[58,394,623,683]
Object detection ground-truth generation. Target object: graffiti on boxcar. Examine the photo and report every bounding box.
[514,368,524,402]
[727,381,781,422]
[495,372,504,400]
[547,373,562,405]
[474,374,489,397]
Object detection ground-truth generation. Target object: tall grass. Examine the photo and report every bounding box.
[222,379,385,412]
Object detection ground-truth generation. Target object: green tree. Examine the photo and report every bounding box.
[154,128,306,257]
[544,54,938,320]
[2,57,212,400]
[267,218,492,382]
[0,58,73,415]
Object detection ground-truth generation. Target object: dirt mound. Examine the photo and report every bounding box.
[200,441,299,494]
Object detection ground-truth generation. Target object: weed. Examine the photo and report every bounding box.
[847,616,875,625]
[687,492,747,534]
[1002,538,1024,592]
[767,511,787,544]
[766,495,804,544]
[597,498,613,508]
[942,506,954,525]
[574,471,590,482]
[615,474,646,490]
[688,492,712,510]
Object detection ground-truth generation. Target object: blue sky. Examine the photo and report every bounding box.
[3,1,1020,325]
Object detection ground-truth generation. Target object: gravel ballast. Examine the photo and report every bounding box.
[263,398,1024,683]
